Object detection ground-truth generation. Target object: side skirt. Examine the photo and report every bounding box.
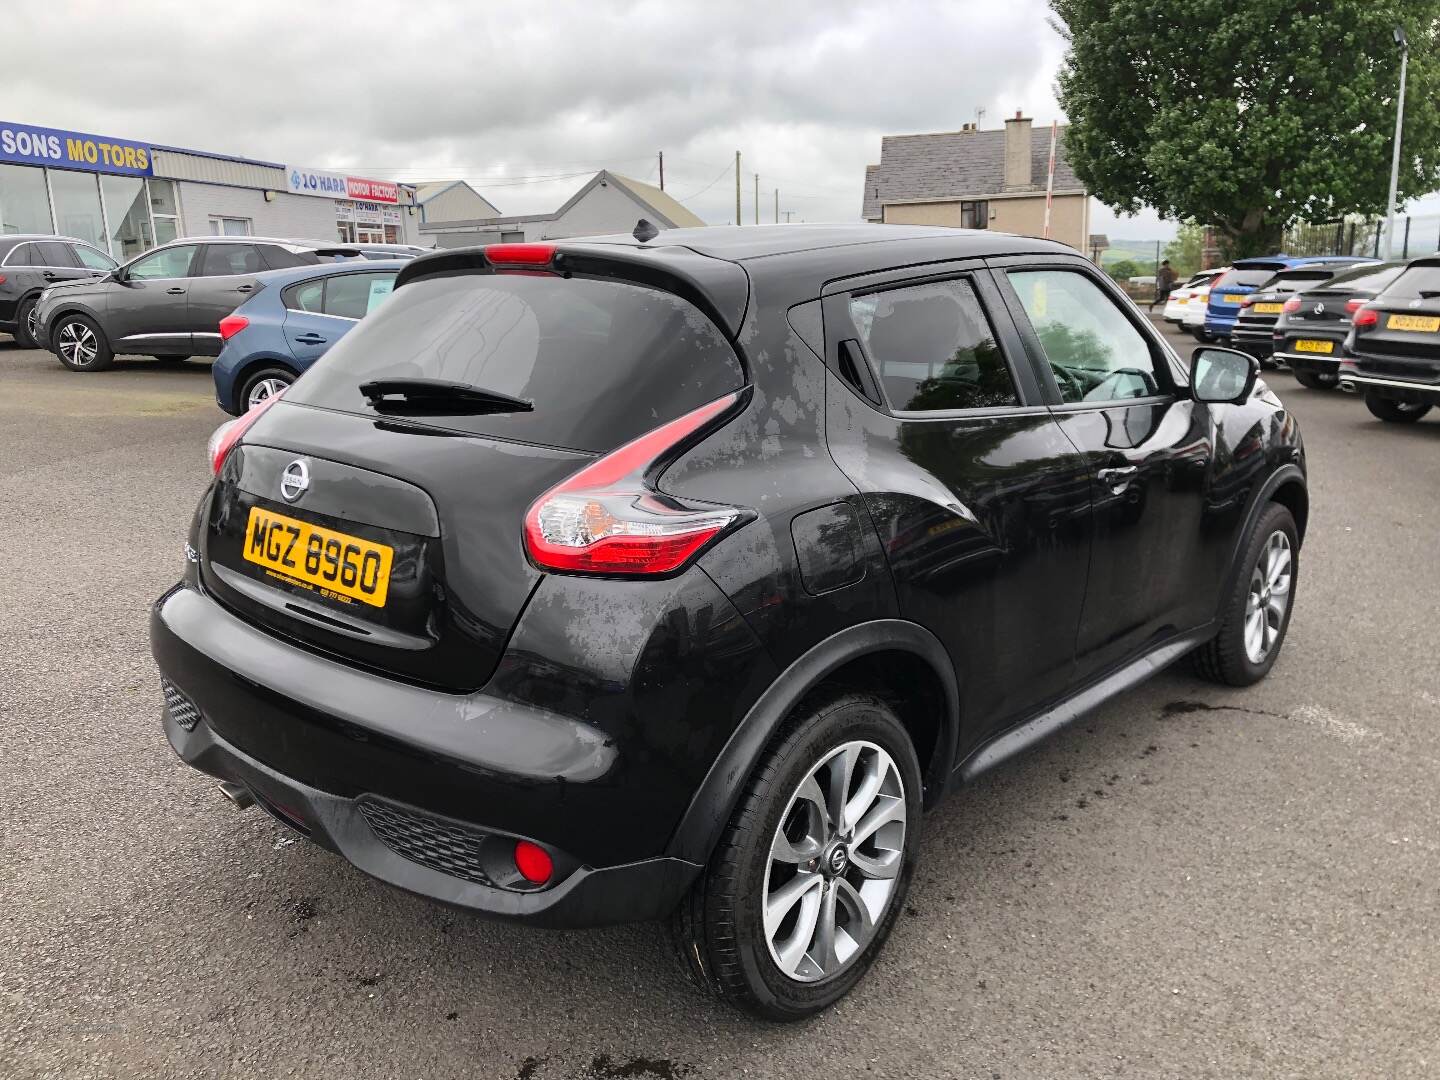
[952,622,1216,786]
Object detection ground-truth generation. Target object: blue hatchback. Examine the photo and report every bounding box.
[212,259,407,414]
[1205,255,1376,340]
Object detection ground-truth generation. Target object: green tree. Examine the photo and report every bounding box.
[1164,222,1204,277]
[1051,1,1440,259]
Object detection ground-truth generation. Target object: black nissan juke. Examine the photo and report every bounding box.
[151,224,1307,1020]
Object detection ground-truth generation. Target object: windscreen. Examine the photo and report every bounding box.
[285,272,745,453]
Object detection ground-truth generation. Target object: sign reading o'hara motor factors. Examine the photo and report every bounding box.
[286,165,399,204]
[0,120,153,176]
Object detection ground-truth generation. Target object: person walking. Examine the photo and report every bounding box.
[1151,259,1177,312]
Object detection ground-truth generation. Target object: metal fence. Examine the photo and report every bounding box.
[1284,216,1440,259]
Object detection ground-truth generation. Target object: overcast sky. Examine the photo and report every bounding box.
[8,0,1184,238]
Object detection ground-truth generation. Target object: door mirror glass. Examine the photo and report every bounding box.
[1191,347,1258,404]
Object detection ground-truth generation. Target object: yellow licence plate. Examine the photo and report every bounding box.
[1252,302,1284,314]
[1293,339,1334,354]
[242,506,394,608]
[1388,314,1440,333]
[1223,294,1243,303]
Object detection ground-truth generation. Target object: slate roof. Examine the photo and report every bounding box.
[861,124,1083,221]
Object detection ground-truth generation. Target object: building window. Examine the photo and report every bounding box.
[961,200,989,230]
[147,179,180,245]
[0,163,53,235]
[209,216,252,236]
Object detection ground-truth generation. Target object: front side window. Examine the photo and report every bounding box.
[849,279,1018,412]
[127,244,198,280]
[200,244,264,276]
[1009,269,1161,404]
[72,244,118,271]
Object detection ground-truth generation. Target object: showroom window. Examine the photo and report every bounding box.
[101,175,153,260]
[0,162,54,235]
[48,170,107,251]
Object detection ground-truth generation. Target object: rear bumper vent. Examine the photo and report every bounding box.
[161,678,202,732]
[358,798,497,887]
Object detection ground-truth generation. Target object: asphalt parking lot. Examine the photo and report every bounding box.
[3,326,1438,1080]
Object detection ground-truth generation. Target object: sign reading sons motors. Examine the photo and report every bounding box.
[0,121,153,177]
[286,165,399,204]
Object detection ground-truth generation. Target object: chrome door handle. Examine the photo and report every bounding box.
[1097,465,1138,492]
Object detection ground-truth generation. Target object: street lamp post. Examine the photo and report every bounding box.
[1384,24,1409,259]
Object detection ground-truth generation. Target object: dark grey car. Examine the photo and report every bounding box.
[32,237,329,371]
[0,235,117,348]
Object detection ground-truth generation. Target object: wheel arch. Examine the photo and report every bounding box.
[665,619,960,866]
[40,303,102,344]
[227,355,299,413]
[1220,464,1307,607]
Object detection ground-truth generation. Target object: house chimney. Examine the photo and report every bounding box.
[1004,111,1032,189]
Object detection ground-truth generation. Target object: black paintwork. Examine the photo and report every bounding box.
[0,235,115,336]
[151,224,1309,925]
[1342,258,1440,403]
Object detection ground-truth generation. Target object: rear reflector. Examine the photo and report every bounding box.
[513,841,553,885]
[485,243,556,267]
[207,390,283,474]
[523,391,746,575]
[218,314,249,340]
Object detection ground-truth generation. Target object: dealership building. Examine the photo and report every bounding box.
[0,120,494,260]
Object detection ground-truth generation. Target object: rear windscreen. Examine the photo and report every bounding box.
[285,273,745,453]
[1221,269,1284,288]
[1376,264,1440,301]
[1323,263,1404,291]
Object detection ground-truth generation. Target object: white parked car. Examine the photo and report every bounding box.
[1164,268,1225,325]
[1178,268,1230,341]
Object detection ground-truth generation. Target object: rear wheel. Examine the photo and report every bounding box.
[14,296,39,348]
[238,366,294,412]
[1364,393,1432,423]
[1292,368,1336,390]
[670,691,922,1020]
[1189,326,1213,344]
[1193,503,1297,687]
[53,314,114,372]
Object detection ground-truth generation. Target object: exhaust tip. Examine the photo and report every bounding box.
[1339,380,1357,394]
[218,781,255,810]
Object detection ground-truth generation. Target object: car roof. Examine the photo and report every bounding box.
[0,234,104,249]
[249,258,410,287]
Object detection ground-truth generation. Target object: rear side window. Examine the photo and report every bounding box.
[325,272,395,319]
[1377,264,1440,301]
[5,243,37,266]
[285,273,745,453]
[36,241,78,267]
[200,244,264,276]
[284,280,325,312]
[849,279,1017,411]
[258,245,314,270]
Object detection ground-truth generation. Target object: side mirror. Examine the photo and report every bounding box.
[110,267,128,284]
[1190,346,1259,404]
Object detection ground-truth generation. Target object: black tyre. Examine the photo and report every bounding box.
[1189,326,1214,344]
[1292,368,1336,390]
[1364,393,1432,423]
[1193,503,1298,687]
[237,366,295,413]
[53,313,114,372]
[670,690,922,1021]
[14,296,39,348]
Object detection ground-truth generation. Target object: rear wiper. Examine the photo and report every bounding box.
[358,378,533,414]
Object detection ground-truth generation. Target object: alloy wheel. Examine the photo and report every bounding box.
[57,321,99,367]
[1244,530,1292,664]
[247,377,290,410]
[25,305,41,344]
[762,740,907,983]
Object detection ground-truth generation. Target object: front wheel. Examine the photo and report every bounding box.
[1193,503,1297,686]
[1364,393,1432,423]
[1292,368,1337,390]
[53,314,114,372]
[670,691,922,1020]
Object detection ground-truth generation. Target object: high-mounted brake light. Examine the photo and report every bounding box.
[206,390,283,474]
[1282,297,1302,313]
[485,243,556,267]
[218,314,249,340]
[1344,298,1366,315]
[523,392,747,575]
[1352,307,1379,329]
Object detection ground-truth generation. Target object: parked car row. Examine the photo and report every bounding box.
[1167,252,1440,423]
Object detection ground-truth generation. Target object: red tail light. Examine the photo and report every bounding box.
[1352,307,1379,329]
[218,314,249,340]
[485,243,556,267]
[1282,297,1301,313]
[206,390,283,474]
[523,391,747,575]
[0,275,6,286]
[1344,298,1366,315]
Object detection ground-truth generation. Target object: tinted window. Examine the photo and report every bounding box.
[200,244,265,276]
[258,245,313,270]
[1009,269,1160,404]
[849,279,1017,411]
[6,242,37,267]
[285,280,325,312]
[71,244,117,270]
[1324,263,1404,292]
[286,273,745,452]
[325,272,396,319]
[36,241,79,268]
[1262,270,1334,292]
[128,245,198,280]
[1219,268,1285,289]
[1376,264,1440,301]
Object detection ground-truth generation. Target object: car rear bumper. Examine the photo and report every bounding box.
[1274,351,1341,375]
[1204,313,1238,336]
[1338,371,1440,402]
[150,583,703,927]
[1229,327,1274,358]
